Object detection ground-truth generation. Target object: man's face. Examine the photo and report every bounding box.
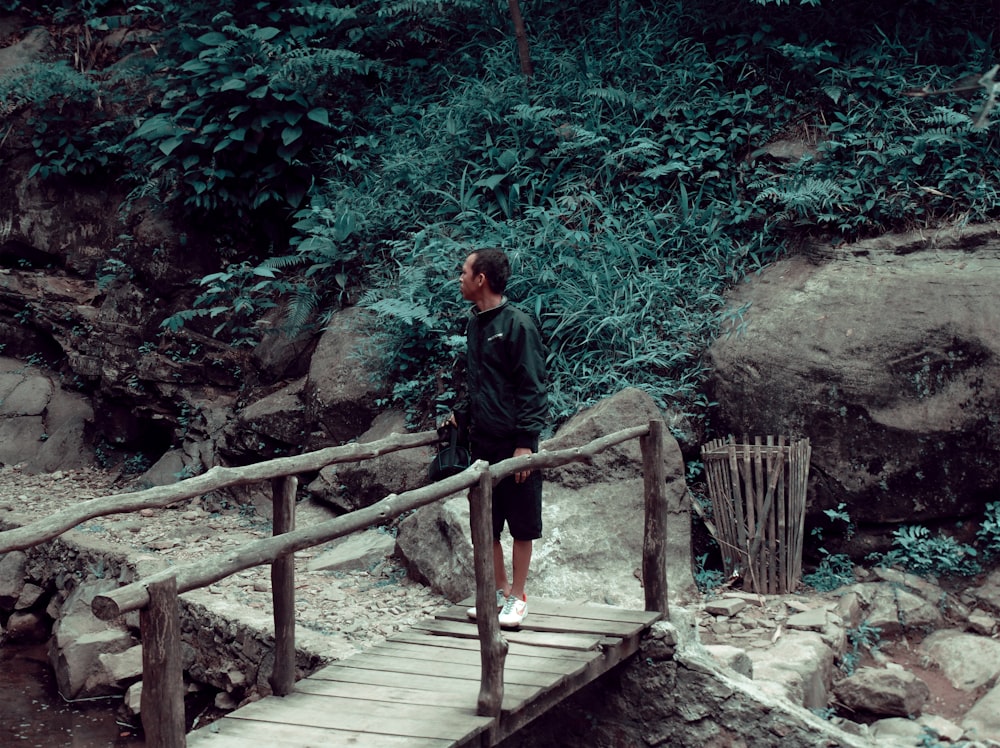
[459,253,482,302]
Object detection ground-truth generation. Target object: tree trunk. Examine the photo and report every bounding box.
[508,0,533,78]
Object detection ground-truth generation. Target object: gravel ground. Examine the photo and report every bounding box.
[0,465,454,659]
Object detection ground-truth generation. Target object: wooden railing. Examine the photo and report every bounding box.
[0,420,672,748]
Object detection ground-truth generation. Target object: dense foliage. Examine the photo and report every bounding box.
[1,0,999,428]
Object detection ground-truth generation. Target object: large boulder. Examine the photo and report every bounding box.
[834,666,930,718]
[303,306,388,444]
[396,388,697,606]
[48,579,138,699]
[396,496,476,601]
[308,409,432,512]
[0,358,94,472]
[706,224,1000,550]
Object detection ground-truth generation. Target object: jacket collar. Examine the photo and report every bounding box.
[470,296,508,319]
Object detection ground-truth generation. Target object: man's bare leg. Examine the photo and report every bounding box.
[492,540,510,596]
[510,539,532,599]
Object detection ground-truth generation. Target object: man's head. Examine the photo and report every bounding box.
[460,249,510,305]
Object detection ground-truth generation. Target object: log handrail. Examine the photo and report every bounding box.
[0,430,441,554]
[6,420,670,747]
[91,424,652,619]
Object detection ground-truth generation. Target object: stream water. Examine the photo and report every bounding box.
[0,642,144,747]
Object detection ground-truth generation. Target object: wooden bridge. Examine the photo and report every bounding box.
[0,420,679,748]
[186,598,661,747]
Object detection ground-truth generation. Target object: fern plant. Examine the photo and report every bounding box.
[869,525,981,578]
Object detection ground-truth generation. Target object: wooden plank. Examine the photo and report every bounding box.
[294,677,534,714]
[387,631,595,661]
[368,640,595,675]
[224,691,492,741]
[187,718,451,748]
[332,651,569,688]
[413,619,604,651]
[308,662,538,701]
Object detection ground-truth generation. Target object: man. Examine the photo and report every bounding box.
[451,248,548,628]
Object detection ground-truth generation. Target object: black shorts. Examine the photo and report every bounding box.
[473,441,543,542]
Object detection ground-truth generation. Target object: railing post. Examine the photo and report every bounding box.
[270,475,297,696]
[470,467,508,716]
[141,574,185,748]
[641,419,669,614]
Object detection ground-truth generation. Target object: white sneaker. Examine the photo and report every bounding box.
[467,589,506,620]
[498,594,527,628]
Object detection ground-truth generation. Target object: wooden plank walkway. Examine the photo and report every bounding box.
[187,598,662,747]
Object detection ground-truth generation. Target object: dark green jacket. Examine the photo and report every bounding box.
[463,298,548,453]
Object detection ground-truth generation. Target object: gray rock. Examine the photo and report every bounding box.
[233,378,310,450]
[703,643,753,678]
[916,714,964,743]
[14,581,45,610]
[48,579,137,699]
[99,644,143,685]
[124,681,143,717]
[861,583,942,636]
[396,496,475,601]
[0,363,94,472]
[962,681,1000,743]
[706,225,1000,542]
[139,448,187,487]
[0,550,27,609]
[4,609,49,643]
[52,627,136,699]
[705,597,747,616]
[834,666,930,717]
[311,410,432,512]
[786,608,828,631]
[868,716,928,746]
[970,567,1000,615]
[968,610,996,635]
[919,629,1000,691]
[303,306,386,443]
[746,630,835,709]
[307,529,396,573]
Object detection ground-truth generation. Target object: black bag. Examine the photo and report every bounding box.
[428,425,471,482]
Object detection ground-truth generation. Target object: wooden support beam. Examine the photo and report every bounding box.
[269,475,297,696]
[641,419,669,614]
[141,575,185,748]
[469,469,507,717]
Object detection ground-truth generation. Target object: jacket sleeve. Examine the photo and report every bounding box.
[508,312,548,449]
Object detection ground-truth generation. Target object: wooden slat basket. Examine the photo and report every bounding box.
[700,436,811,594]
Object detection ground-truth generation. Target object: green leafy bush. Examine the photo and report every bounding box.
[0,60,114,177]
[803,550,855,592]
[976,502,1000,559]
[870,525,981,578]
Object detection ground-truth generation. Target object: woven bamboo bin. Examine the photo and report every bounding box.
[700,436,811,594]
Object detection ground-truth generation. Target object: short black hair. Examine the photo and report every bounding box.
[471,249,510,294]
